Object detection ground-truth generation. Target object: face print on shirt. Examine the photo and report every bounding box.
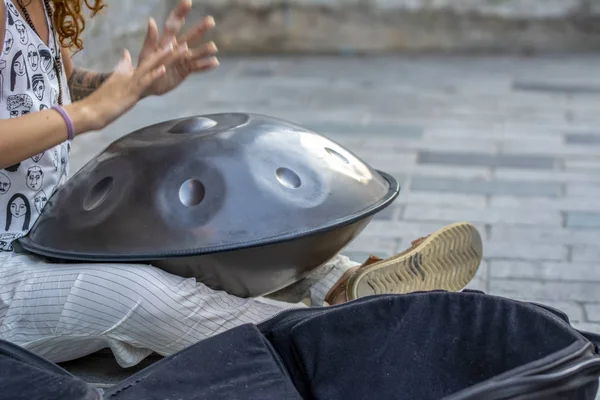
[6,2,19,18]
[39,47,52,74]
[34,190,48,214]
[3,31,14,55]
[7,94,33,118]
[5,194,31,232]
[14,21,28,45]
[0,173,11,195]
[27,44,39,71]
[26,166,44,192]
[11,50,30,91]
[32,74,45,101]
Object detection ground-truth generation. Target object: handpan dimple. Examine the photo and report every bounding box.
[83,176,114,211]
[275,167,301,189]
[18,113,400,297]
[169,117,218,134]
[179,179,206,207]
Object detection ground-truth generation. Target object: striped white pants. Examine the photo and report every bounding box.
[0,252,357,367]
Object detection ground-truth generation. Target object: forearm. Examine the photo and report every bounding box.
[0,102,96,169]
[68,68,112,101]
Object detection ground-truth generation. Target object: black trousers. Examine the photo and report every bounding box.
[2,291,600,400]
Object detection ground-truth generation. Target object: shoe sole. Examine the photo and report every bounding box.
[346,222,483,300]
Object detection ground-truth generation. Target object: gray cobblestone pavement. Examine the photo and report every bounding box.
[66,54,600,388]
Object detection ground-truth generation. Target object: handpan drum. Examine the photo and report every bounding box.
[19,113,400,297]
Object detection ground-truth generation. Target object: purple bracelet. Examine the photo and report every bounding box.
[52,105,75,141]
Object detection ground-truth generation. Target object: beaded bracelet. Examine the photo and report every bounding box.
[52,105,74,141]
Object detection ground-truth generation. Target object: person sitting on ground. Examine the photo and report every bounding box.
[0,0,484,368]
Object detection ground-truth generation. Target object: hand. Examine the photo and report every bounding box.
[83,45,184,131]
[138,0,219,97]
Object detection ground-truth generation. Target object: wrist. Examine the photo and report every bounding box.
[64,99,103,135]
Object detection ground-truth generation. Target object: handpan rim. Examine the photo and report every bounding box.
[17,170,400,262]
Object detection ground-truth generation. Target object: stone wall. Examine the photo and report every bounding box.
[76,0,600,69]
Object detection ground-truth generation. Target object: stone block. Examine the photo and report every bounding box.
[490,225,600,246]
[566,212,600,229]
[396,192,487,209]
[417,151,556,169]
[490,260,600,281]
[490,280,600,302]
[572,245,600,262]
[410,177,563,198]
[484,241,567,261]
[403,205,561,226]
[565,133,600,145]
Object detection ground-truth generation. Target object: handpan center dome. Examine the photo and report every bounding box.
[19,113,400,297]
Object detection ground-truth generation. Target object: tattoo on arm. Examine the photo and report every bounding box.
[68,68,112,101]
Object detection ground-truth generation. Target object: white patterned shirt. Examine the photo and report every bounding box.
[0,0,71,251]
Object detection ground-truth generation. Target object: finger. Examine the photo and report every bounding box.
[189,56,219,73]
[139,65,167,89]
[186,41,217,61]
[141,17,160,53]
[159,0,192,48]
[114,48,133,73]
[177,16,215,47]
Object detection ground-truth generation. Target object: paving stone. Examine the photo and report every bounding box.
[396,192,487,209]
[410,177,563,198]
[490,280,600,302]
[305,122,424,139]
[491,196,600,212]
[567,183,600,197]
[572,245,600,262]
[565,133,600,145]
[369,138,498,154]
[484,241,567,261]
[565,158,600,172]
[490,260,600,281]
[403,205,561,226]
[393,165,492,180]
[417,151,556,169]
[494,169,600,184]
[500,141,600,156]
[490,226,600,246]
[567,212,600,229]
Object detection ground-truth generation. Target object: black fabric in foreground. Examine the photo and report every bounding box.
[260,292,599,400]
[105,323,303,400]
[0,340,99,400]
[1,291,599,400]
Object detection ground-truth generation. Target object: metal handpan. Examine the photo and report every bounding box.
[19,113,400,297]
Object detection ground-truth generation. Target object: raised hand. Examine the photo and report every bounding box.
[138,0,219,97]
[85,45,186,130]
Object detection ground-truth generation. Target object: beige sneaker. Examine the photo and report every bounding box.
[325,222,483,304]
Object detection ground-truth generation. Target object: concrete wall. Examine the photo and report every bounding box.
[76,0,600,68]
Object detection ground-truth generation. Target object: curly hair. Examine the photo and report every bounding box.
[50,0,106,52]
